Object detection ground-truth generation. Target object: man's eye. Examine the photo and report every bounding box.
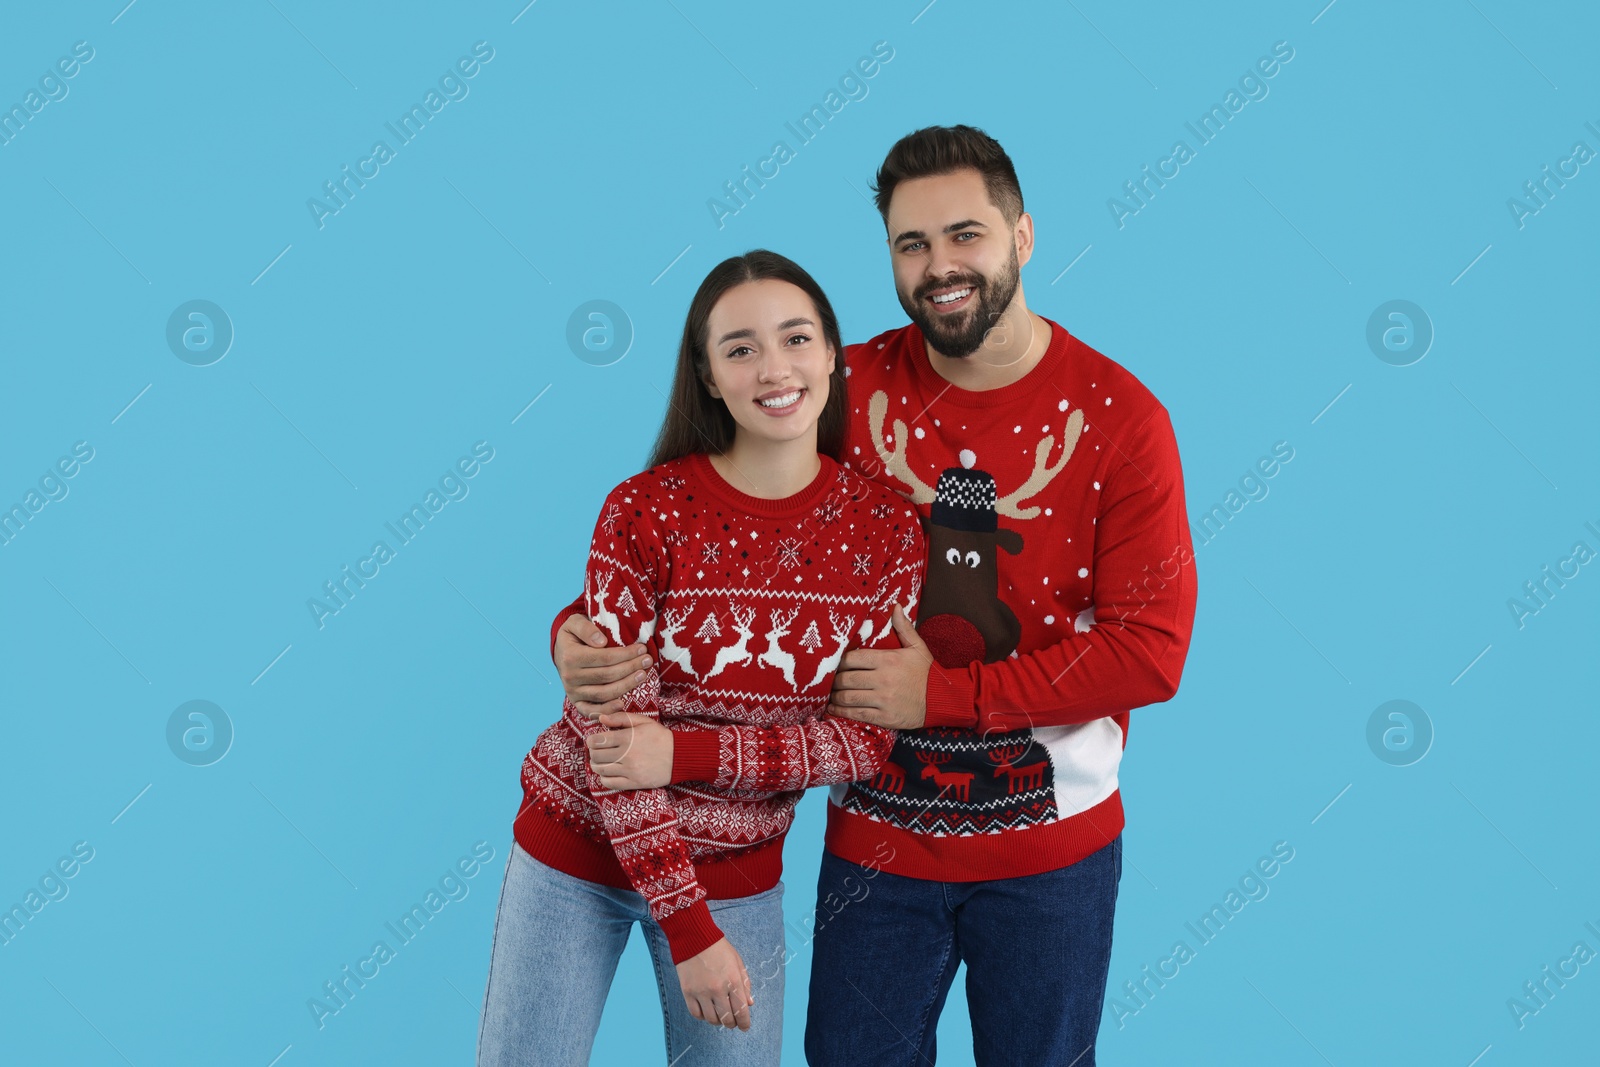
[956,232,978,241]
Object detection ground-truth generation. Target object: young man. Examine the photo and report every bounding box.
[550,126,1197,1065]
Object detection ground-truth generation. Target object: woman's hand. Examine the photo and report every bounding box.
[586,712,674,789]
[675,938,754,1031]
[554,614,650,719]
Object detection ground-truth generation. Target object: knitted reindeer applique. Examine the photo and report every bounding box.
[849,390,1091,835]
[866,390,1086,667]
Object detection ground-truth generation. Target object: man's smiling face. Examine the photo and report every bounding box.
[885,167,1030,359]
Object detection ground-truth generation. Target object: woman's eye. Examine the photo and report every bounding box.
[964,551,980,568]
[727,345,752,358]
[786,333,811,346]
[945,547,961,565]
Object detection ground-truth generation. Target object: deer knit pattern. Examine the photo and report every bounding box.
[514,450,927,963]
[822,317,1198,882]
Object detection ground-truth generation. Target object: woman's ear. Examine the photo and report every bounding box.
[701,371,722,400]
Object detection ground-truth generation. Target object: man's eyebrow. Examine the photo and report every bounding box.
[891,219,990,245]
[715,317,815,345]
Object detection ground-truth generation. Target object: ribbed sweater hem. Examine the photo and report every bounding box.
[513,802,786,903]
[824,790,1124,881]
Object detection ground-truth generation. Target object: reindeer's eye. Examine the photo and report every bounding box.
[964,550,980,568]
[945,547,961,565]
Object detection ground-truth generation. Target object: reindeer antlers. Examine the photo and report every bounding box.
[872,389,1085,519]
[996,407,1086,519]
[868,391,936,504]
[770,606,801,627]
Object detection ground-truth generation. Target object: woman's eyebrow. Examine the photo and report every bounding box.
[716,318,815,344]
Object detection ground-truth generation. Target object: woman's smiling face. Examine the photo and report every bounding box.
[701,278,835,447]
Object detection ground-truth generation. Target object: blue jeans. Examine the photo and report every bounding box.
[804,835,1122,1066]
[477,841,786,1067]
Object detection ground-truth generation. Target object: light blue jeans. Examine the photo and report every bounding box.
[477,840,786,1067]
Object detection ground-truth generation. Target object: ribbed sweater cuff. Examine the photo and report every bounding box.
[671,730,721,784]
[659,900,724,964]
[923,664,978,729]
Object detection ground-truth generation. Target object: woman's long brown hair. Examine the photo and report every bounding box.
[646,250,849,469]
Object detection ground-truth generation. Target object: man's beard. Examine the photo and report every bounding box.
[897,242,1021,359]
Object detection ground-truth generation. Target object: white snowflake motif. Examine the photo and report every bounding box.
[777,538,803,570]
[852,553,874,576]
[701,541,721,563]
[898,528,918,551]
[660,474,686,490]
[813,499,843,525]
[600,503,623,536]
[870,502,896,520]
[665,529,690,547]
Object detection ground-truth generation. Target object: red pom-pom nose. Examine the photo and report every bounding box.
[917,613,987,668]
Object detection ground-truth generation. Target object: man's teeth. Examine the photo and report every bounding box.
[758,390,803,408]
[931,288,973,305]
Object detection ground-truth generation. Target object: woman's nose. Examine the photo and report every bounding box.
[756,350,791,382]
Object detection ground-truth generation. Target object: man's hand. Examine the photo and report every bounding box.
[675,937,754,1031]
[828,605,932,729]
[586,711,674,790]
[555,614,649,719]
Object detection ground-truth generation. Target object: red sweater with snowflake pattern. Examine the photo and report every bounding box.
[516,451,926,962]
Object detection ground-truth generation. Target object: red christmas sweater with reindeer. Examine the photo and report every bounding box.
[516,450,926,962]
[815,316,1198,881]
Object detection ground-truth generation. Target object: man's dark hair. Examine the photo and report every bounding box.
[871,125,1024,227]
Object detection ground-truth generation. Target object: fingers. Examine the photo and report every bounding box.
[585,742,621,768]
[557,622,651,673]
[570,664,650,703]
[830,668,874,690]
[560,614,610,649]
[571,698,624,720]
[836,650,876,673]
[710,987,743,1030]
[591,772,633,790]
[727,986,752,1031]
[828,702,878,723]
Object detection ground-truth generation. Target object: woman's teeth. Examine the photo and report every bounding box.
[758,389,803,408]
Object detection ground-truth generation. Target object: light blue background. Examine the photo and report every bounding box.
[2,1,1596,1064]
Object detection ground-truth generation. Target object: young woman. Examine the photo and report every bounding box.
[477,251,927,1067]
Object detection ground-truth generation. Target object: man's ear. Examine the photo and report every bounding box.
[1014,212,1036,270]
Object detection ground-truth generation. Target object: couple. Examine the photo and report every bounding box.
[477,125,1198,1066]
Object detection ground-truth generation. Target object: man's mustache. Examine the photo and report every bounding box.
[914,275,985,302]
